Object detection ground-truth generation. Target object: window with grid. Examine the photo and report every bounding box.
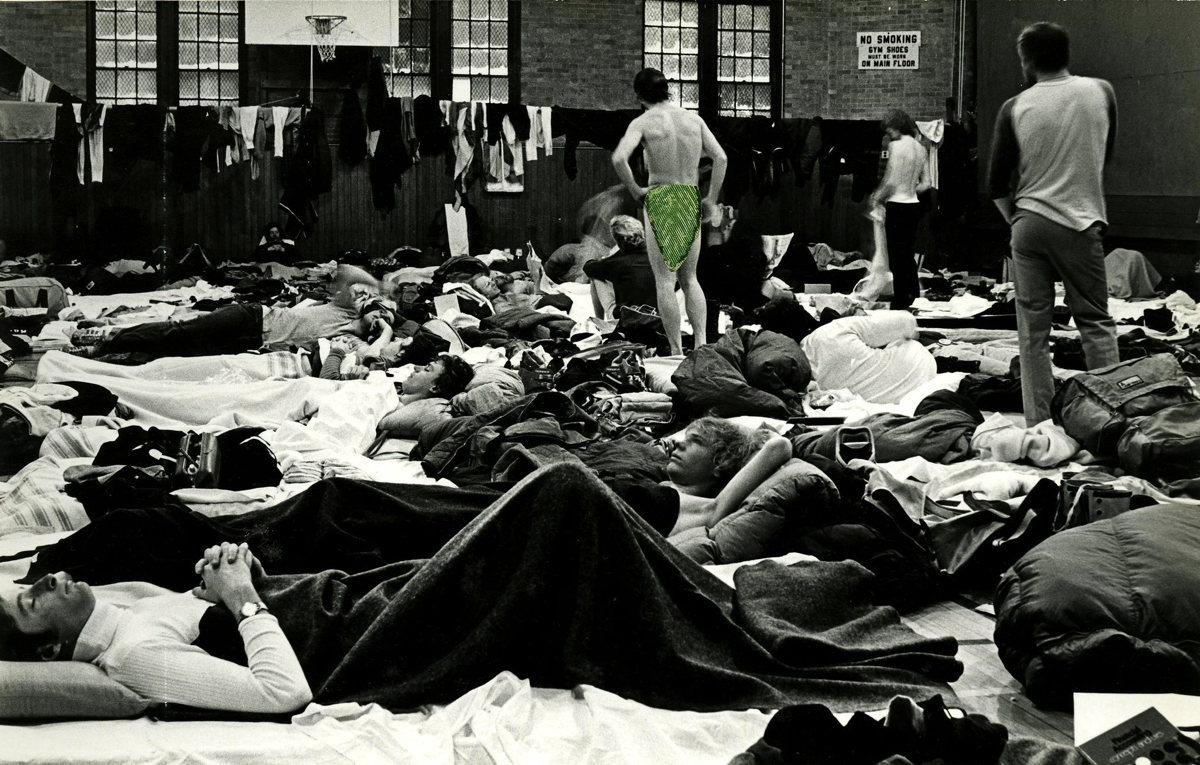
[376,0,433,98]
[643,1,700,110]
[94,0,158,105]
[177,0,240,106]
[374,1,517,103]
[450,0,510,102]
[642,0,778,118]
[717,4,771,117]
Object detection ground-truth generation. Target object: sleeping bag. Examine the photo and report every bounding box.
[994,503,1200,708]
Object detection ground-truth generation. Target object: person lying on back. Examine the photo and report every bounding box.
[67,265,385,359]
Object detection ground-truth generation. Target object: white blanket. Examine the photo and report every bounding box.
[37,351,343,429]
[37,350,308,384]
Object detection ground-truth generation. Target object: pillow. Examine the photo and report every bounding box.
[671,459,840,565]
[465,366,524,396]
[0,660,149,719]
[452,382,516,417]
[377,397,453,438]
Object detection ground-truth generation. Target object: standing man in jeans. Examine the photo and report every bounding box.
[988,21,1120,426]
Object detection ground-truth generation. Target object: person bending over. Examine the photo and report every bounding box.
[68,265,385,359]
[661,417,792,537]
[612,67,728,355]
[869,109,930,311]
[0,544,311,713]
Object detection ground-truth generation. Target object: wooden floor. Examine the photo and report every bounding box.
[902,597,1075,745]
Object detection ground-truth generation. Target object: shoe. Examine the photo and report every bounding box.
[62,345,98,358]
[70,327,108,347]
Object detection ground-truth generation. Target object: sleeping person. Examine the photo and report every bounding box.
[67,266,386,360]
[0,462,961,716]
[661,417,793,537]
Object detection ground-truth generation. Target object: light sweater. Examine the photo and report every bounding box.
[801,312,937,405]
[73,589,311,713]
[987,75,1116,232]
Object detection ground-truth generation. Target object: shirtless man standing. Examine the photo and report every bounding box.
[612,68,728,356]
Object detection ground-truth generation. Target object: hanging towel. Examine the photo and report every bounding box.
[445,203,471,257]
[502,113,522,178]
[539,106,553,155]
[238,106,258,150]
[525,105,539,161]
[272,106,289,157]
[915,119,943,190]
[20,67,51,102]
[0,101,57,141]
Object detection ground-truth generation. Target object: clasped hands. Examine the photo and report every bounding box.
[192,541,265,605]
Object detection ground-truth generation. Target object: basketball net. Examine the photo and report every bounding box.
[307,15,345,63]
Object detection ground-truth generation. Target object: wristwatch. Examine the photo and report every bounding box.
[239,601,270,619]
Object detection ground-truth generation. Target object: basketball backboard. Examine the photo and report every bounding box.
[244,0,399,47]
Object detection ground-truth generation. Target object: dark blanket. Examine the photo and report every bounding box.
[22,463,960,713]
[21,479,502,591]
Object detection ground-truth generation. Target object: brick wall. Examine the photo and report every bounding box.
[521,0,644,109]
[784,0,956,121]
[0,2,87,98]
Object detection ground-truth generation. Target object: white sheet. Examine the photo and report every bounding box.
[37,351,347,429]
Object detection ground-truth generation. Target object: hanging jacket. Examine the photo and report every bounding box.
[369,98,413,213]
[104,104,165,181]
[338,85,368,166]
[278,107,332,239]
[552,107,639,180]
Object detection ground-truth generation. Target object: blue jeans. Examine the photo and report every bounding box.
[1011,212,1119,426]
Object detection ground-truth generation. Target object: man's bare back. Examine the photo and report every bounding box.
[634,104,705,187]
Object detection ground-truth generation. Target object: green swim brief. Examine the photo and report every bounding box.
[644,184,701,272]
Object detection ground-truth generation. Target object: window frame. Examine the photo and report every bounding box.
[643,0,782,120]
[377,0,521,103]
[87,0,248,107]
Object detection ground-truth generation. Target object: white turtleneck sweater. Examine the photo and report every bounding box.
[74,587,311,713]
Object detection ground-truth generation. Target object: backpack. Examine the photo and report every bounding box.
[1117,401,1200,482]
[1051,354,1197,457]
[0,277,69,319]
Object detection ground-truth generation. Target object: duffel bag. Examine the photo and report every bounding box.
[1051,354,1196,456]
[1117,401,1200,482]
[0,276,69,318]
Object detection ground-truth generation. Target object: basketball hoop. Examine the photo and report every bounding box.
[306,15,346,63]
